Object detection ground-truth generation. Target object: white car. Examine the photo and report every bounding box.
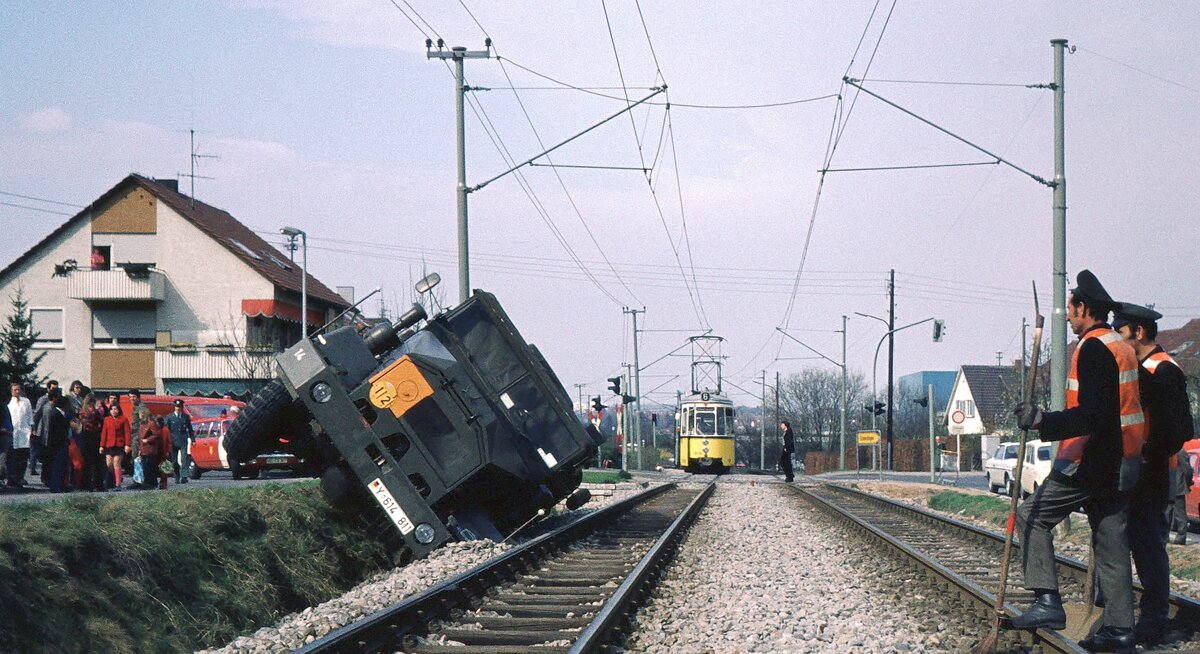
[985,442,1020,495]
[1019,439,1053,498]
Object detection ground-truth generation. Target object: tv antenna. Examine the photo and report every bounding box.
[178,128,220,206]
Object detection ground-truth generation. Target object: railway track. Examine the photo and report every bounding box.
[296,481,713,654]
[795,482,1200,653]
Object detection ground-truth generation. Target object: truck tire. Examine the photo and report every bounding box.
[225,380,291,463]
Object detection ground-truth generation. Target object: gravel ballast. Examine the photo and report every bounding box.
[622,478,965,653]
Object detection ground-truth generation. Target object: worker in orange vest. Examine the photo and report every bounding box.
[1112,301,1194,644]
[1009,270,1146,654]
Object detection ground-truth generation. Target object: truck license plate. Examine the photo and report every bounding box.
[368,478,415,535]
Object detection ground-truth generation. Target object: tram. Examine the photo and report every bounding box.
[675,335,737,474]
[676,390,736,473]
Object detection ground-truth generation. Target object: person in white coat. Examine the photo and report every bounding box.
[7,382,34,488]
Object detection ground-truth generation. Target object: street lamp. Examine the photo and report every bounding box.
[280,226,308,340]
[856,312,937,470]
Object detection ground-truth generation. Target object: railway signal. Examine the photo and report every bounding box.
[592,396,606,413]
[607,376,622,395]
[932,319,946,342]
[872,402,887,416]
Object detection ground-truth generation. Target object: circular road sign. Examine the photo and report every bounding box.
[951,410,966,425]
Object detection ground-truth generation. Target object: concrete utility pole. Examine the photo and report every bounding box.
[1021,317,1028,392]
[840,315,848,471]
[886,268,895,470]
[928,383,936,482]
[625,308,645,471]
[1050,38,1069,411]
[427,40,492,303]
[760,371,767,469]
[574,383,585,421]
[623,365,633,471]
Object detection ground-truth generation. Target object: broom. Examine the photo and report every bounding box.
[973,282,1044,654]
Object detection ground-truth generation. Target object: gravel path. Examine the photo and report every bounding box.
[621,478,965,653]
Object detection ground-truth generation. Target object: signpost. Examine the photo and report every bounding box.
[947,411,965,479]
[857,430,882,480]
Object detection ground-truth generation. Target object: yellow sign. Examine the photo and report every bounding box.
[368,355,434,418]
[856,430,881,445]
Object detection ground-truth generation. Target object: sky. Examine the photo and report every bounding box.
[2,1,1199,409]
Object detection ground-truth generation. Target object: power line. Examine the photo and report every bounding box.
[1077,46,1200,96]
[0,201,73,216]
[0,190,84,208]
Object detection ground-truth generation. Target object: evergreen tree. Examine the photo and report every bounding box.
[1,287,48,390]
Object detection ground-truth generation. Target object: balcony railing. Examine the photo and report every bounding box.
[68,269,166,302]
[154,347,275,380]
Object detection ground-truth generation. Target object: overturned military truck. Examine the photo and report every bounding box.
[224,284,603,560]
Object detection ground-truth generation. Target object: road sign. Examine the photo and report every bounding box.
[951,410,965,425]
[856,430,881,446]
[949,424,965,435]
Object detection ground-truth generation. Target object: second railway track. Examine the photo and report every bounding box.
[795,482,1200,653]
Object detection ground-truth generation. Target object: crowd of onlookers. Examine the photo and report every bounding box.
[1,380,197,494]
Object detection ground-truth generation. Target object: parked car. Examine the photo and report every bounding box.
[189,417,302,480]
[1184,439,1200,524]
[120,394,243,422]
[1019,439,1053,498]
[985,442,1019,495]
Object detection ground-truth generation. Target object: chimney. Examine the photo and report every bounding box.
[337,286,355,304]
[152,178,180,193]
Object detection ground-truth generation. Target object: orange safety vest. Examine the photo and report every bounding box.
[1055,327,1147,491]
[1144,349,1183,471]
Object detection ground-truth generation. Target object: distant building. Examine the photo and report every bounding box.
[945,365,1019,435]
[898,370,956,410]
[0,174,348,396]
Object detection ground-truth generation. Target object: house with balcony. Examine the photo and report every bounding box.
[0,174,349,397]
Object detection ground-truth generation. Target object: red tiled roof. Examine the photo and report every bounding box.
[0,174,348,309]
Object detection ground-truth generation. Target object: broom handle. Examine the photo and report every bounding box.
[995,282,1044,615]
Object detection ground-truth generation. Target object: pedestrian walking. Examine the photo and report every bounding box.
[1172,450,1194,545]
[163,399,194,483]
[29,380,57,477]
[7,382,33,487]
[155,417,172,489]
[1009,270,1147,653]
[1111,302,1195,643]
[77,393,105,492]
[779,421,795,482]
[134,407,162,490]
[100,403,131,491]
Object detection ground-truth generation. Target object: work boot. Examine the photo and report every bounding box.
[1079,625,1135,653]
[1009,591,1067,630]
[1174,533,1187,545]
[1133,617,1167,645]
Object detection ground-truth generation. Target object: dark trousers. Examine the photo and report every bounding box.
[779,450,794,481]
[27,435,40,475]
[1129,485,1171,625]
[138,454,160,489]
[48,441,71,492]
[6,448,28,486]
[1017,476,1134,629]
[81,432,103,490]
[1169,494,1189,536]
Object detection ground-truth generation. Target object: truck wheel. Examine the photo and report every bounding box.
[225,380,291,462]
[230,459,243,481]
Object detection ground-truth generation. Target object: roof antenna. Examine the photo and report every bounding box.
[177,128,220,207]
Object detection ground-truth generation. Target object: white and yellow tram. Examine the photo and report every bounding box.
[676,391,736,474]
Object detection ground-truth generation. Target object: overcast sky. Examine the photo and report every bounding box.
[3,2,1198,408]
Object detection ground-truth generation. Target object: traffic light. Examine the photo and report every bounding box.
[913,397,928,408]
[607,376,622,395]
[872,402,886,416]
[592,396,606,413]
[622,394,636,405]
[932,319,945,342]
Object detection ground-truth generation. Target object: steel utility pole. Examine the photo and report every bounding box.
[427,40,492,303]
[574,383,585,421]
[1021,317,1028,392]
[623,365,633,471]
[760,371,767,469]
[1050,38,1068,410]
[775,371,781,472]
[887,269,895,470]
[625,308,645,471]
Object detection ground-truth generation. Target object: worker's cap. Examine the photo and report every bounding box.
[1070,269,1116,310]
[1111,301,1162,330]
[173,398,185,407]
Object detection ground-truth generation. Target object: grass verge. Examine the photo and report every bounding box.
[927,490,1011,527]
[0,482,390,654]
[582,470,632,484]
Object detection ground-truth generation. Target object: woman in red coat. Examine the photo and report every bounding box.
[99,403,131,490]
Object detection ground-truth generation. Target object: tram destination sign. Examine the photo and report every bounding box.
[856,430,881,446]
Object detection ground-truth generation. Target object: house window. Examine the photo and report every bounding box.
[93,305,156,346]
[91,245,111,270]
[30,308,64,346]
[955,399,976,418]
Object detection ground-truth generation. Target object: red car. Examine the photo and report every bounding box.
[188,418,302,480]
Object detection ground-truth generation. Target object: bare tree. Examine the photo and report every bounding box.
[778,368,868,453]
[213,307,277,397]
